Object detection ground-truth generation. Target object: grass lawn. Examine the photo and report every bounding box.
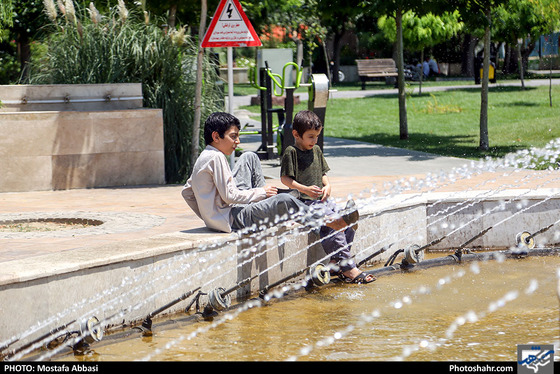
[240,83,560,161]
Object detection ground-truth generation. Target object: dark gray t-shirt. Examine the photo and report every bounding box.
[280,145,330,200]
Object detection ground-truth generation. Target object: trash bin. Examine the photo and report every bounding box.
[479,62,497,83]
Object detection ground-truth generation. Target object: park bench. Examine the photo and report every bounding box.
[355,58,398,90]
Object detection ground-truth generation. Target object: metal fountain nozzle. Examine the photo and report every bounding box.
[207,287,232,312]
[308,263,331,287]
[515,231,535,249]
[72,316,103,355]
[404,244,424,265]
[80,316,103,344]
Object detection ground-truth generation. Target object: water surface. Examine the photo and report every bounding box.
[62,254,560,361]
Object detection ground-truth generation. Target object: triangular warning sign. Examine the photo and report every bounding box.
[201,0,262,48]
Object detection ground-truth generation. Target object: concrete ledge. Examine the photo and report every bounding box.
[0,84,143,112]
[2,188,560,351]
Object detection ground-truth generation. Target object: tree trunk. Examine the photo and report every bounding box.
[479,8,491,151]
[550,56,553,107]
[418,49,424,95]
[520,40,535,74]
[331,31,344,85]
[503,43,516,74]
[168,4,177,29]
[395,7,408,140]
[517,39,525,90]
[291,34,303,68]
[191,0,207,167]
[322,41,330,82]
[462,34,477,77]
[17,33,31,82]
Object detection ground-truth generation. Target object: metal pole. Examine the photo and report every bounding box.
[265,65,274,159]
[228,46,235,169]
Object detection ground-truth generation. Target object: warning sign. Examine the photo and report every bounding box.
[201,0,262,48]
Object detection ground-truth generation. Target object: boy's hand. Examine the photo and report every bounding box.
[305,185,323,199]
[264,185,278,198]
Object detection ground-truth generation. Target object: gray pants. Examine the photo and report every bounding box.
[230,152,317,231]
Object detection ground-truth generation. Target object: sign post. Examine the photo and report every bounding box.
[201,0,262,166]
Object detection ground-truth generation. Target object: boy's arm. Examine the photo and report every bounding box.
[321,174,331,201]
[213,154,268,204]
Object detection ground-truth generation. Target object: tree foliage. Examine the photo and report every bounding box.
[378,10,463,50]
[378,10,463,93]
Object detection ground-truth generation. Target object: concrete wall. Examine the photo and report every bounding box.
[426,190,560,250]
[0,84,165,192]
[0,109,165,192]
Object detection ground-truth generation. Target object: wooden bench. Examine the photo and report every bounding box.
[355,59,398,90]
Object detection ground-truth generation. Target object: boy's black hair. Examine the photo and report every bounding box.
[204,112,241,146]
[292,110,322,137]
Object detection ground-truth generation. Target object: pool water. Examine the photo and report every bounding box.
[60,254,560,361]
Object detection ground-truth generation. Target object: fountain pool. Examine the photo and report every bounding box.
[50,252,559,362]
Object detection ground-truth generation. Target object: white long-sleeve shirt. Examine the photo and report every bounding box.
[182,145,266,232]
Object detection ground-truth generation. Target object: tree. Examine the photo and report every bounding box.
[493,0,556,89]
[451,0,508,151]
[363,0,456,140]
[0,0,49,80]
[378,10,463,94]
[362,0,409,139]
[314,0,364,85]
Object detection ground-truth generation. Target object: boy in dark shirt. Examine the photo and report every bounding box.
[280,110,375,284]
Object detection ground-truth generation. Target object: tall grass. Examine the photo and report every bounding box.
[28,0,223,183]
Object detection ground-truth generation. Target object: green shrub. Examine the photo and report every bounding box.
[28,0,223,183]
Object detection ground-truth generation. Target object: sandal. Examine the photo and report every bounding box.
[344,272,376,284]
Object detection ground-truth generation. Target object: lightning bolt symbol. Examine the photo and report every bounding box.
[226,3,233,18]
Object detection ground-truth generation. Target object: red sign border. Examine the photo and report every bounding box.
[201,0,262,48]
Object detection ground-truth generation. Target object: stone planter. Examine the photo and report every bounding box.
[0,84,165,192]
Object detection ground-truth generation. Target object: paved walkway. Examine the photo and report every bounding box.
[1,78,559,266]
[0,132,470,264]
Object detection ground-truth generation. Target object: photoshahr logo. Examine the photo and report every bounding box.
[517,345,554,374]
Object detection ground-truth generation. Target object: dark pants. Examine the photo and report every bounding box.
[305,199,356,273]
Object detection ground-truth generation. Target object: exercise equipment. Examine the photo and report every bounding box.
[246,62,330,159]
